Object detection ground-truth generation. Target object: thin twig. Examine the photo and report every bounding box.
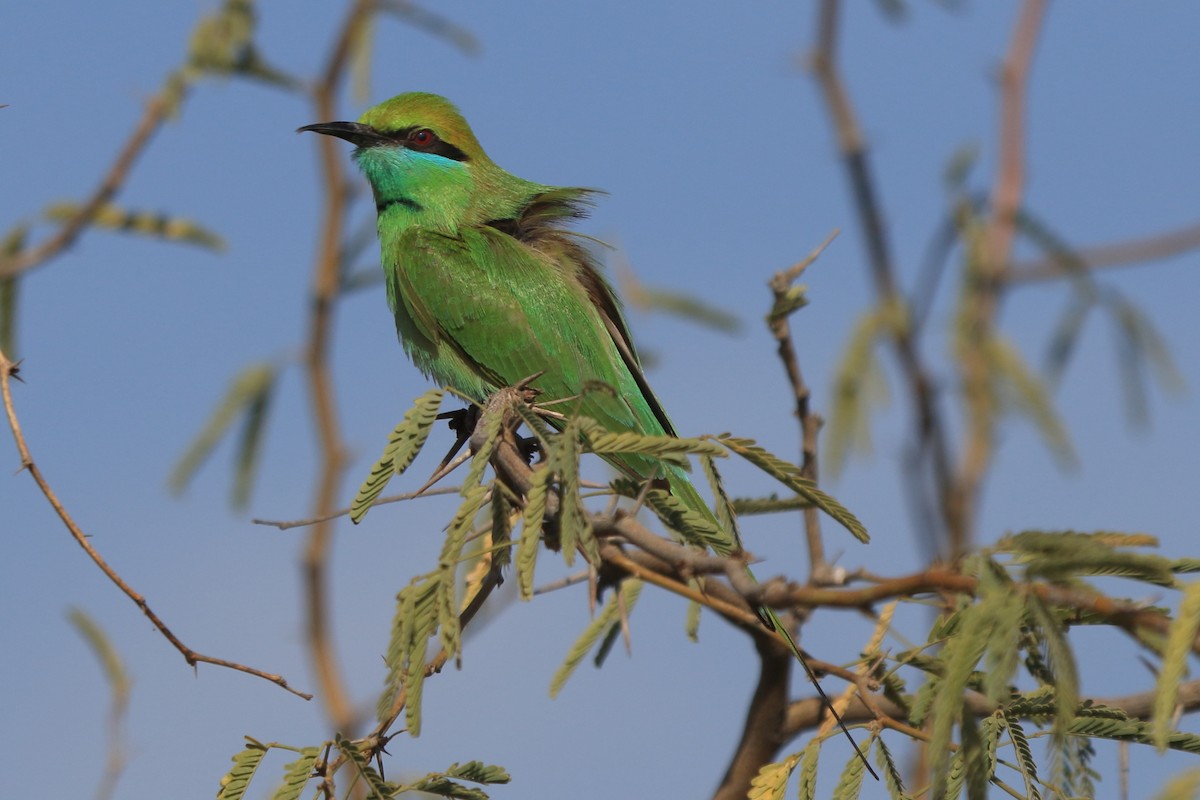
[767,231,839,581]
[0,95,171,280]
[1005,219,1200,283]
[251,486,461,530]
[0,349,310,699]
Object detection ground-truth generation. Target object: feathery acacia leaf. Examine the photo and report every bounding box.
[45,201,227,250]
[748,751,801,800]
[1154,581,1200,751]
[984,334,1077,467]
[376,573,440,734]
[796,738,821,800]
[714,435,869,542]
[336,733,395,799]
[827,305,892,476]
[873,737,908,800]
[216,740,267,800]
[351,387,444,523]
[405,760,511,799]
[549,579,641,698]
[170,362,276,504]
[831,743,869,800]
[67,608,130,708]
[517,465,551,599]
[929,601,989,782]
[1026,592,1079,735]
[642,487,730,553]
[269,747,320,800]
[1004,715,1041,800]
[730,495,813,515]
[700,455,739,538]
[0,225,25,357]
[437,485,488,661]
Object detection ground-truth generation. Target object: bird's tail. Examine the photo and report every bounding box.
[663,463,878,779]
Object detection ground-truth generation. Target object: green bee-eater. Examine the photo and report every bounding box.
[300,92,869,772]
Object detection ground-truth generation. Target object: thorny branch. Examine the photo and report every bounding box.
[0,348,310,700]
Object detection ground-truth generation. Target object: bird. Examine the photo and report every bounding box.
[299,92,872,774]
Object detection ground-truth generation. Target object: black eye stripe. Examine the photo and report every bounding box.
[390,127,470,162]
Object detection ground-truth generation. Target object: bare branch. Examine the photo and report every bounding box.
[0,349,310,700]
[809,0,965,556]
[300,0,376,729]
[1005,220,1200,284]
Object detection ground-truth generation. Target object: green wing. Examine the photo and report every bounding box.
[386,224,670,453]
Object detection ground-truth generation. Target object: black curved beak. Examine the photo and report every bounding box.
[296,121,389,148]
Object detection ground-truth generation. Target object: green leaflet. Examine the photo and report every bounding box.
[1004,715,1041,800]
[335,733,396,799]
[405,759,511,800]
[730,495,813,515]
[45,201,226,251]
[67,608,130,709]
[699,455,739,540]
[873,737,909,800]
[796,739,821,800]
[554,419,587,566]
[216,740,267,800]
[270,747,320,800]
[0,225,24,357]
[549,579,641,698]
[1026,591,1079,736]
[747,750,802,800]
[376,573,440,734]
[170,361,277,508]
[438,485,489,660]
[715,435,869,543]
[826,304,892,477]
[351,388,444,523]
[928,601,990,787]
[642,487,730,553]
[577,415,725,462]
[982,333,1077,468]
[830,742,870,800]
[1154,582,1200,751]
[1068,715,1200,754]
[517,465,551,599]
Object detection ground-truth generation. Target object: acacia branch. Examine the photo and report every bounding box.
[300,0,375,730]
[0,94,169,280]
[1004,220,1200,284]
[957,0,1049,534]
[809,0,965,557]
[0,349,310,700]
[767,232,838,581]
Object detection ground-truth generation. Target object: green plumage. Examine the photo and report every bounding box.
[303,90,829,689]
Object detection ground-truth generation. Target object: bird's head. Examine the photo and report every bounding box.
[299,92,503,227]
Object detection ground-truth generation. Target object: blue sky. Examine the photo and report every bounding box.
[2,3,1198,798]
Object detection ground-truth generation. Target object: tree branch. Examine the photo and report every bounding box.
[809,0,965,557]
[0,349,310,700]
[299,0,375,730]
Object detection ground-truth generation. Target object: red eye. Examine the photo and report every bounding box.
[409,128,437,149]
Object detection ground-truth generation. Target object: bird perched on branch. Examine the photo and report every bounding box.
[299,92,872,775]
